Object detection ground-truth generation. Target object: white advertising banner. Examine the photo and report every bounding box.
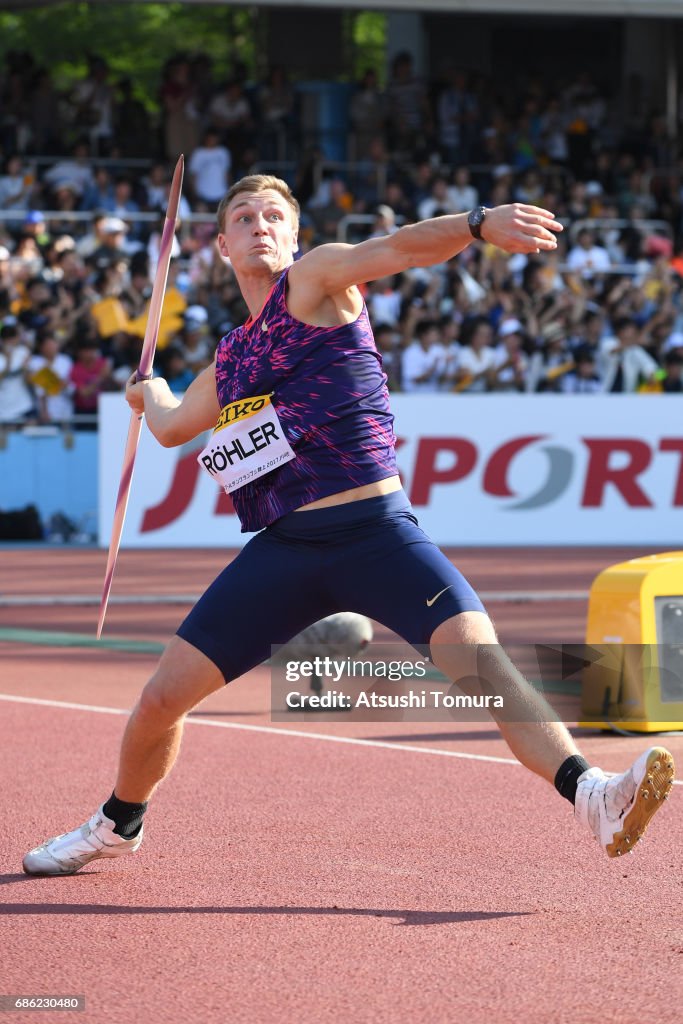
[99,394,683,548]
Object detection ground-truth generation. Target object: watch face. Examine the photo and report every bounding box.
[470,207,484,227]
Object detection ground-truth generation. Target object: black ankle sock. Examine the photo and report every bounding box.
[102,791,148,838]
[554,755,592,806]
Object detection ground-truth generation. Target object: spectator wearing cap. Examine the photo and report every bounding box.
[88,217,129,271]
[27,329,74,423]
[176,305,213,374]
[0,321,34,422]
[599,316,659,393]
[491,318,529,392]
[188,127,231,205]
[22,210,50,251]
[369,205,397,239]
[526,321,575,393]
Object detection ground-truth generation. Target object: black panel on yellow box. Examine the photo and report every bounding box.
[581,552,683,732]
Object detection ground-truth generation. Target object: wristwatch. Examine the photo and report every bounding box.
[468,206,487,241]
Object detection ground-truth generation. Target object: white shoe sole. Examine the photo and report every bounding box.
[606,747,675,858]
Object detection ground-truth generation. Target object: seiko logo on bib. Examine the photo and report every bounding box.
[198,394,295,494]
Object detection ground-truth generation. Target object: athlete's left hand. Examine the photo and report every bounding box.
[125,372,148,415]
[482,204,563,254]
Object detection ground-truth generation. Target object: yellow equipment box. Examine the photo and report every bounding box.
[581,552,683,732]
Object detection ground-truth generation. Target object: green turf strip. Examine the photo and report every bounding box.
[0,627,164,654]
[0,627,580,694]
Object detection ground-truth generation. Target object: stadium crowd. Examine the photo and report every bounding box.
[2,48,683,425]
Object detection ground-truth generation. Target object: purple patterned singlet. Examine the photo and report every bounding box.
[214,266,398,532]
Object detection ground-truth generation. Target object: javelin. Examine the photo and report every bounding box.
[96,154,184,639]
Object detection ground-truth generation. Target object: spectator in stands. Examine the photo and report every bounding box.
[401,318,446,392]
[369,204,398,239]
[560,345,603,394]
[208,79,253,162]
[491,318,529,392]
[386,51,431,154]
[188,127,232,206]
[110,176,142,240]
[142,163,169,213]
[453,317,496,392]
[599,316,659,392]
[566,227,611,277]
[437,69,478,165]
[257,65,296,161]
[87,217,129,271]
[448,167,479,213]
[175,305,213,374]
[114,77,151,158]
[160,346,196,394]
[160,55,199,161]
[28,68,62,155]
[26,329,74,423]
[661,351,683,392]
[0,321,34,422]
[417,176,458,221]
[310,178,353,241]
[367,275,403,327]
[0,155,35,227]
[373,322,401,391]
[526,321,575,392]
[81,167,115,212]
[349,69,385,160]
[43,140,94,198]
[70,56,115,155]
[69,337,113,425]
[0,245,17,311]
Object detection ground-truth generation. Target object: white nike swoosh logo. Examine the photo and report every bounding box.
[426,585,455,607]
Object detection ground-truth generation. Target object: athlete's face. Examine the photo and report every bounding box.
[217,190,298,274]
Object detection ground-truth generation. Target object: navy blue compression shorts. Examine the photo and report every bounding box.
[176,489,487,682]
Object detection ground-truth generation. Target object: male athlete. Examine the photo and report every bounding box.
[24,176,674,874]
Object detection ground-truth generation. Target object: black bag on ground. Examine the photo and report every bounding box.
[0,504,43,540]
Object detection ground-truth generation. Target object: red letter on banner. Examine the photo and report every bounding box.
[409,438,477,505]
[660,439,683,506]
[581,439,653,507]
[141,452,202,532]
[482,435,544,496]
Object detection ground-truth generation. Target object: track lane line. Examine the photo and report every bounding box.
[0,692,680,783]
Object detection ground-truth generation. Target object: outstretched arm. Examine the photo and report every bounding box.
[290,205,562,299]
[125,360,220,448]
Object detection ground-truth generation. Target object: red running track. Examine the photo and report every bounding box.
[1,547,682,1024]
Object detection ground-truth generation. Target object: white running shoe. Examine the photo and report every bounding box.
[23,806,143,876]
[575,747,675,858]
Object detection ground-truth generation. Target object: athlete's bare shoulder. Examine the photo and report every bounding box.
[287,253,363,328]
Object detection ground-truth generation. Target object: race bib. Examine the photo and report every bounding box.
[198,394,295,494]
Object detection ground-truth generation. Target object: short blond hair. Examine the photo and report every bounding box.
[216,175,300,231]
